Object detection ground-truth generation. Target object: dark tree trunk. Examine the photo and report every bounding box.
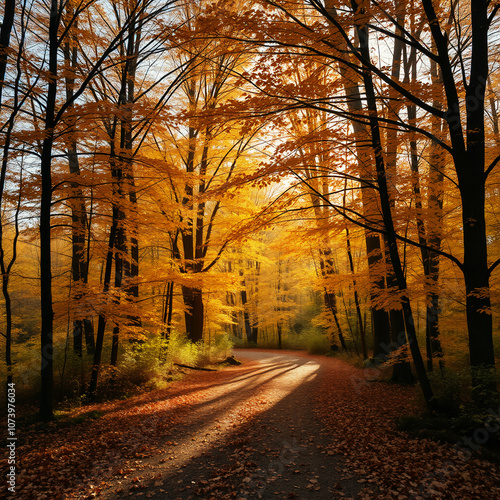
[83,319,95,355]
[405,37,445,373]
[384,247,414,384]
[111,326,119,367]
[343,187,368,359]
[250,261,260,345]
[88,209,118,398]
[366,235,391,359]
[422,0,496,406]
[110,212,125,366]
[39,0,60,420]
[72,321,83,358]
[240,273,253,343]
[0,0,15,105]
[353,12,433,407]
[162,281,174,339]
[327,2,392,360]
[181,285,204,343]
[250,325,258,345]
[318,248,345,349]
[0,1,21,387]
[63,8,91,358]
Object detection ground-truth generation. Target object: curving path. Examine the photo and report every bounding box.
[85,349,361,500]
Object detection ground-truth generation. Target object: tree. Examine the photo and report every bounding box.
[26,0,181,415]
[157,5,260,342]
[207,0,500,407]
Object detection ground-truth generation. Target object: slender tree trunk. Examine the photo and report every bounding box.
[251,260,260,344]
[318,249,344,350]
[88,213,118,398]
[239,270,253,343]
[383,6,414,383]
[181,285,204,342]
[63,10,90,358]
[1,170,21,386]
[83,319,94,355]
[110,224,124,366]
[353,8,433,406]
[0,0,15,105]
[0,5,22,387]
[162,281,174,339]
[345,226,367,359]
[326,1,391,359]
[39,0,60,420]
[343,182,367,359]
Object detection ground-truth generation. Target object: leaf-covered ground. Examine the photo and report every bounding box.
[3,350,500,499]
[314,356,500,499]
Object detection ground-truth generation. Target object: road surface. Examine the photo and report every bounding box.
[86,349,361,499]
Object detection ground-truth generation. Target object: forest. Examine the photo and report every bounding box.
[1,0,500,426]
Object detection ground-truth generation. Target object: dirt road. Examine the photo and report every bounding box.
[16,349,500,499]
[85,349,362,499]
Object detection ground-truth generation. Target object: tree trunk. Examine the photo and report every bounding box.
[367,236,391,359]
[326,2,392,360]
[0,0,15,105]
[181,285,204,343]
[383,7,414,383]
[88,209,118,398]
[422,0,496,406]
[83,319,95,355]
[354,11,433,407]
[162,281,174,339]
[0,1,20,387]
[343,185,368,359]
[39,0,60,420]
[239,271,253,343]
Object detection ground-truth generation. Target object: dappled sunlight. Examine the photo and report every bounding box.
[154,352,321,477]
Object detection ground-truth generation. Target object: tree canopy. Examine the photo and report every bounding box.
[1,0,500,417]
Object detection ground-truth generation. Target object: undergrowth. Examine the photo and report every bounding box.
[2,330,234,411]
[397,366,500,457]
[230,329,332,355]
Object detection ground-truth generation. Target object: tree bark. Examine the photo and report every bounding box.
[353,9,433,406]
[88,214,117,398]
[422,0,496,405]
[325,1,391,359]
[39,0,60,420]
[181,285,204,343]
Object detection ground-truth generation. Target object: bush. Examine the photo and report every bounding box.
[282,329,331,354]
[118,334,166,386]
[197,333,233,366]
[427,368,465,414]
[1,330,235,407]
[164,331,202,367]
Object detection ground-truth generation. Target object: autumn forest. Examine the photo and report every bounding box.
[1,0,500,438]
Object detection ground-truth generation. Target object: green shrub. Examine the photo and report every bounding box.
[118,334,166,386]
[198,333,233,365]
[164,331,203,367]
[427,368,465,414]
[282,329,331,354]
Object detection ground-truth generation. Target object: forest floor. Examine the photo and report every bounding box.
[5,349,500,499]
